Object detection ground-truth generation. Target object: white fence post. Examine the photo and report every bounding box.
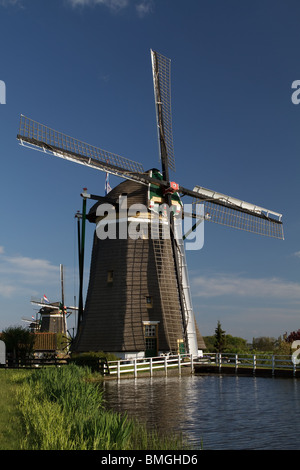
[134,359,137,378]
[178,354,181,375]
[150,357,153,377]
[0,340,5,366]
[293,357,297,377]
[253,354,256,374]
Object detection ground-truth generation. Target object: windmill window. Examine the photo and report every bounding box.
[144,324,156,337]
[145,296,153,308]
[107,270,114,283]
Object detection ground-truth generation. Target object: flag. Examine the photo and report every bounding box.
[105,173,111,195]
[43,294,50,304]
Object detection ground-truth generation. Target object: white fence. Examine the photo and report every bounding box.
[106,352,300,378]
[107,354,194,378]
[197,352,300,377]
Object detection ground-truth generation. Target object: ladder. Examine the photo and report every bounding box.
[151,218,184,353]
[174,218,199,357]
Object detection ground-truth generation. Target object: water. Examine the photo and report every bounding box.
[102,374,300,450]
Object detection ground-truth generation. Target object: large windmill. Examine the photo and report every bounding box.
[17,50,283,359]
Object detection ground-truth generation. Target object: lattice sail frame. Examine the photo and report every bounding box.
[191,185,284,240]
[151,50,176,172]
[17,115,284,240]
[17,114,145,177]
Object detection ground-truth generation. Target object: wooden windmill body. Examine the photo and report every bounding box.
[39,303,67,334]
[17,50,284,359]
[72,174,205,357]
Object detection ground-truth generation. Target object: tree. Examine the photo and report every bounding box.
[252,336,276,352]
[1,326,35,364]
[214,321,226,353]
[285,329,300,343]
[224,334,248,352]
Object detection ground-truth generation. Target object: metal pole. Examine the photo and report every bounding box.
[76,211,81,266]
[78,190,87,331]
[60,264,64,307]
[60,264,67,334]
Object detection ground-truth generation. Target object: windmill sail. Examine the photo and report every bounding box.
[190,185,284,240]
[17,115,145,179]
[17,115,284,241]
[151,50,176,173]
[151,50,192,355]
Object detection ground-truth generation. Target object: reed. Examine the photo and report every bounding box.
[17,364,189,450]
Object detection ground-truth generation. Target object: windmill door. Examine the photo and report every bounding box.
[144,323,158,357]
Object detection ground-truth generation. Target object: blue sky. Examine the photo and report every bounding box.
[0,0,300,342]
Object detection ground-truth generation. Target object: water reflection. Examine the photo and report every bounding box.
[102,375,300,450]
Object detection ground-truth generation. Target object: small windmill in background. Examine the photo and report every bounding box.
[28,265,78,335]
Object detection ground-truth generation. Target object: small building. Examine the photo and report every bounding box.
[33,332,57,354]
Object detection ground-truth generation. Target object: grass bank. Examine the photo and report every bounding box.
[1,365,191,450]
[0,369,27,450]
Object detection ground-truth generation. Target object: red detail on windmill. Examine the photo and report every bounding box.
[163,182,179,195]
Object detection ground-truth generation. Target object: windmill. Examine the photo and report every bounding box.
[17,50,283,359]
[29,265,78,335]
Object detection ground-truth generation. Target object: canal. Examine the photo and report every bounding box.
[102,374,300,450]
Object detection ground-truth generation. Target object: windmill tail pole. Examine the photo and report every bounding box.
[60,264,67,334]
[60,264,64,306]
[78,189,88,331]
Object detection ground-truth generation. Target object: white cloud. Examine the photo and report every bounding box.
[0,0,22,6]
[1,0,154,16]
[0,248,79,330]
[0,284,16,298]
[0,249,59,299]
[66,0,153,16]
[66,0,129,10]
[136,0,153,17]
[191,273,300,303]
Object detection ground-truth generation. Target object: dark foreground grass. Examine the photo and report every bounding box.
[0,369,27,450]
[1,365,192,450]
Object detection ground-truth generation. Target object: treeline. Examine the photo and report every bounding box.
[203,321,294,355]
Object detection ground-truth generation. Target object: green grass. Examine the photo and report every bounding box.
[0,365,192,450]
[0,369,29,450]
